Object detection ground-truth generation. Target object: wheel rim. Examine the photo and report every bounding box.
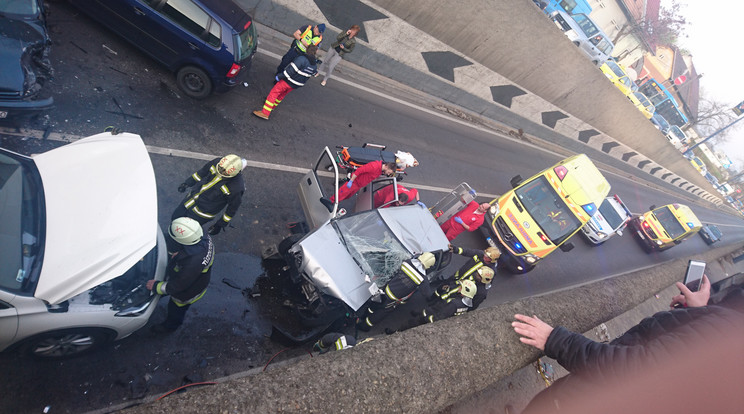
[32,333,97,357]
[183,73,205,94]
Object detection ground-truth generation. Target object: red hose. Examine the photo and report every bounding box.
[156,382,217,401]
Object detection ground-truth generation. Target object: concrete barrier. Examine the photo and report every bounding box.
[125,243,741,413]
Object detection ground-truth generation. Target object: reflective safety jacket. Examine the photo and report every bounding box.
[451,244,497,282]
[182,157,245,225]
[421,296,472,323]
[281,54,318,89]
[155,236,214,305]
[314,333,357,354]
[294,24,322,53]
[383,258,432,303]
[435,277,487,310]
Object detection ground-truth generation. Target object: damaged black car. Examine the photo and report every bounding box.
[0,0,54,121]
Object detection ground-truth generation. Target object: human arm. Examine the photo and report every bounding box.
[670,274,711,308]
[180,158,220,190]
[450,244,485,259]
[512,314,554,351]
[293,27,304,42]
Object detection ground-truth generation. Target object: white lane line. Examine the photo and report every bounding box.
[0,127,500,198]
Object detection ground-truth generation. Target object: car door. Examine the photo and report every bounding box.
[298,147,339,229]
[67,0,153,49]
[354,177,399,212]
[0,294,19,351]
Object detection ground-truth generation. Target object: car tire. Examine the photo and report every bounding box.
[22,328,113,359]
[176,66,213,99]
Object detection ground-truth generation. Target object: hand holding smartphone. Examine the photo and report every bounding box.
[683,260,706,292]
[671,260,709,309]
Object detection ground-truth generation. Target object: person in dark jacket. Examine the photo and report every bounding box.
[318,24,359,86]
[173,154,246,235]
[387,279,478,334]
[254,45,319,120]
[146,217,215,333]
[356,252,436,332]
[275,23,324,77]
[512,275,744,413]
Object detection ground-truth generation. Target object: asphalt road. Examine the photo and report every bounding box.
[0,3,743,413]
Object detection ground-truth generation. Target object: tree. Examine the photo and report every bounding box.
[612,1,689,48]
[694,93,740,144]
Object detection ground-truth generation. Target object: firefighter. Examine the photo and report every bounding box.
[173,154,246,235]
[390,279,477,333]
[356,252,436,332]
[432,244,499,310]
[312,332,357,354]
[146,217,215,333]
[275,23,325,77]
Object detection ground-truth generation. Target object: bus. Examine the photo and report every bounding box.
[638,78,689,127]
[543,0,592,15]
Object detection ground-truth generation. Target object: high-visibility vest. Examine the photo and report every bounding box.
[296,25,322,52]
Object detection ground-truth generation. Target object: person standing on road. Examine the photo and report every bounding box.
[318,25,360,86]
[356,252,436,332]
[440,201,490,241]
[146,217,215,333]
[173,154,246,235]
[254,45,319,120]
[276,23,324,77]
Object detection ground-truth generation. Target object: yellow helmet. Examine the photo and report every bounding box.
[477,266,495,284]
[217,154,243,178]
[417,252,436,269]
[485,247,501,261]
[459,280,477,299]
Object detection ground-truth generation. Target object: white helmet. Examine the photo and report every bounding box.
[169,217,203,245]
[217,154,243,178]
[459,280,477,299]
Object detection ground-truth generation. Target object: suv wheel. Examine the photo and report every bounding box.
[176,66,213,99]
[23,328,112,359]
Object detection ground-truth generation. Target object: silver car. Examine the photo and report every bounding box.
[580,195,632,245]
[0,132,166,358]
[550,10,614,66]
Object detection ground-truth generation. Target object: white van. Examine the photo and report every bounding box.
[550,10,614,65]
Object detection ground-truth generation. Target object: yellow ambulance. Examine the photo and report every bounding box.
[629,204,702,251]
[482,154,610,273]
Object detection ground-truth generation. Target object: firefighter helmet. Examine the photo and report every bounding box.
[460,280,477,299]
[477,266,495,284]
[169,217,203,245]
[485,247,501,261]
[417,252,436,269]
[217,154,243,178]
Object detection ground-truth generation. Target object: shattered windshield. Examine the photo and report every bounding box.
[0,151,44,294]
[515,176,581,243]
[333,210,411,288]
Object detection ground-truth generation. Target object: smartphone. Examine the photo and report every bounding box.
[683,260,706,292]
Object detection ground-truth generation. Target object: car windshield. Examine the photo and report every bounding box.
[607,61,624,77]
[598,200,626,230]
[652,207,686,239]
[333,210,411,288]
[235,21,257,61]
[572,14,598,37]
[0,1,38,16]
[515,176,581,244]
[0,151,44,294]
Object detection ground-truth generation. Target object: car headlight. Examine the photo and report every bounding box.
[524,254,539,264]
[596,232,607,239]
[489,204,500,215]
[655,240,663,245]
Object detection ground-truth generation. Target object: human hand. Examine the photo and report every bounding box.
[146,280,156,291]
[346,180,353,188]
[512,314,554,351]
[670,274,711,308]
[454,216,464,224]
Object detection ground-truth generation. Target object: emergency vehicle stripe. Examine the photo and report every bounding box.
[400,262,424,284]
[192,206,215,219]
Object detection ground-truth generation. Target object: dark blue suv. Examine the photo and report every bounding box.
[67,0,258,99]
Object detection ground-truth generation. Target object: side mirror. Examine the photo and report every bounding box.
[616,230,623,237]
[559,242,574,252]
[649,205,656,210]
[510,175,523,189]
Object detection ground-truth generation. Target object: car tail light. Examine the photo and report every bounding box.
[226,63,242,78]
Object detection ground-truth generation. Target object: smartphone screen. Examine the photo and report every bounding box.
[683,260,706,292]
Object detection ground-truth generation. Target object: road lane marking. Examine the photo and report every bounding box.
[0,127,500,198]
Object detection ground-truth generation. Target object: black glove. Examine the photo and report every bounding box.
[208,221,227,235]
[178,183,189,193]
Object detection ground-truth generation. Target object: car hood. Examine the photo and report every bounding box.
[295,206,448,311]
[0,17,47,94]
[32,132,158,304]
